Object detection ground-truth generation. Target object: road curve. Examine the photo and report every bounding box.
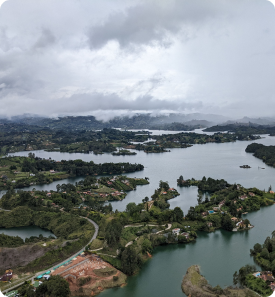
[3,217,99,294]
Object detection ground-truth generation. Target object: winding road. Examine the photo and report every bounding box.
[2,216,99,294]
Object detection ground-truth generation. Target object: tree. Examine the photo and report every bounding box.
[144,196,149,202]
[39,275,70,297]
[121,246,139,275]
[142,239,152,254]
[253,243,262,254]
[243,219,250,228]
[233,264,257,286]
[260,248,270,260]
[173,207,183,222]
[126,202,138,216]
[105,219,123,247]
[221,215,234,231]
[159,180,169,191]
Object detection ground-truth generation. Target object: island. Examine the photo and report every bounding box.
[0,155,144,190]
[246,143,275,168]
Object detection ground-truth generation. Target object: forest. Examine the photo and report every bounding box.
[246,143,275,168]
[0,155,144,190]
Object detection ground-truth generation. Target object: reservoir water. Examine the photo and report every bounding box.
[0,225,55,240]
[5,133,275,296]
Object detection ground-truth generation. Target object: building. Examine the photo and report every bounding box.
[231,217,238,222]
[172,228,180,235]
[239,195,247,200]
[201,212,208,217]
[207,222,213,227]
[181,232,190,239]
[0,269,13,282]
[260,271,274,282]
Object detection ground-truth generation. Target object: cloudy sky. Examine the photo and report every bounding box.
[0,0,275,119]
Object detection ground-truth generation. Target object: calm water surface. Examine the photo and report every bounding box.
[6,133,275,296]
[0,225,55,240]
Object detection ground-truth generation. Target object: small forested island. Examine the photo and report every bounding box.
[148,122,203,131]
[181,265,259,297]
[153,131,260,147]
[0,155,144,190]
[204,123,275,136]
[246,143,275,168]
[112,149,137,156]
[177,176,274,232]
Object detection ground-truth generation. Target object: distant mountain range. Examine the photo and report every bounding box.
[1,113,275,131]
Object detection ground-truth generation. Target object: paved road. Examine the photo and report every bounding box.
[3,217,98,294]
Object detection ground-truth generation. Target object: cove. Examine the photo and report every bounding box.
[0,225,55,240]
[100,204,275,297]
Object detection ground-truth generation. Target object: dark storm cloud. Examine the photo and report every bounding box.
[87,0,218,49]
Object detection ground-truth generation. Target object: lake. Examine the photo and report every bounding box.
[5,133,275,296]
[0,225,55,240]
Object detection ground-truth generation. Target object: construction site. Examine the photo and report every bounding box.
[51,253,126,296]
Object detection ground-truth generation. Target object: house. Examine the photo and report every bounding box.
[270,191,274,194]
[248,192,255,196]
[46,193,51,197]
[172,228,181,235]
[30,173,35,177]
[0,269,13,282]
[231,217,238,222]
[260,271,274,282]
[162,192,167,195]
[201,212,208,217]
[236,221,244,228]
[213,207,219,211]
[49,170,55,173]
[218,200,225,207]
[239,195,247,200]
[181,232,190,239]
[207,222,213,227]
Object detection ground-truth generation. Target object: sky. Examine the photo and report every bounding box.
[0,0,275,120]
